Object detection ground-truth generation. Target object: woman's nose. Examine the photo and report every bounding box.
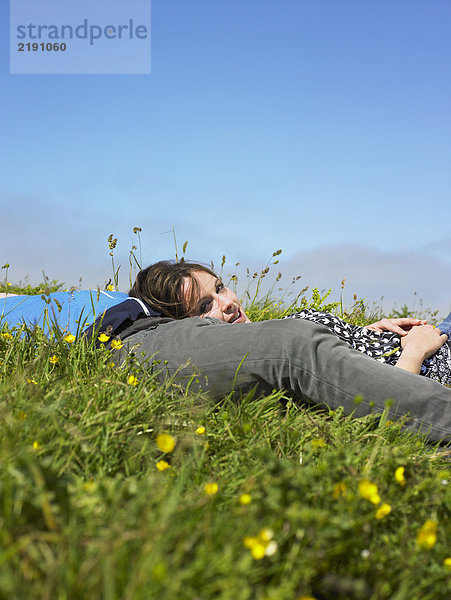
[218,292,233,313]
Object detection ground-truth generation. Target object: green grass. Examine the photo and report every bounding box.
[0,264,64,296]
[0,290,450,599]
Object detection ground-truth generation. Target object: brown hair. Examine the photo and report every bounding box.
[129,260,218,319]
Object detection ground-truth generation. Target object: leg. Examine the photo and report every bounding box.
[119,317,451,442]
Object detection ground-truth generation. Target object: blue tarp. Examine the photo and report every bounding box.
[0,290,128,336]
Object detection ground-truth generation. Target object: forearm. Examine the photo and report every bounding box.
[395,347,425,375]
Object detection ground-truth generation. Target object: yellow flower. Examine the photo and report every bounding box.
[243,528,277,559]
[49,355,59,364]
[385,420,393,426]
[32,440,41,450]
[156,460,171,471]
[358,478,381,505]
[107,284,115,291]
[204,482,219,496]
[98,333,110,343]
[239,493,252,505]
[17,411,27,420]
[333,481,347,498]
[127,375,139,386]
[250,543,266,560]
[243,536,257,549]
[394,466,406,486]
[1,332,13,340]
[416,519,438,550]
[443,557,451,569]
[110,339,123,350]
[27,378,37,385]
[196,426,206,435]
[156,433,176,453]
[259,528,274,543]
[63,333,76,344]
[375,503,392,519]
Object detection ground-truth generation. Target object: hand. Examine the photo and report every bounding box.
[400,324,448,359]
[395,324,448,375]
[365,317,427,336]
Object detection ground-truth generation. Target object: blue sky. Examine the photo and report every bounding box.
[1,0,450,316]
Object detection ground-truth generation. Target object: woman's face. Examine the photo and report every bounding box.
[182,270,251,323]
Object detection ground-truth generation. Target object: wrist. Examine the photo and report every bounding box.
[400,344,427,363]
[396,346,426,375]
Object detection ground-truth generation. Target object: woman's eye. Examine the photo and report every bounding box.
[216,283,224,294]
[200,300,212,314]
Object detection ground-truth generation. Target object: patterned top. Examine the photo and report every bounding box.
[284,309,451,386]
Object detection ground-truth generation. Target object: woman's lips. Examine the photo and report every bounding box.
[229,309,245,323]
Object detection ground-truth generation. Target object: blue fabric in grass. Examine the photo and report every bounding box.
[0,290,128,336]
[437,312,451,337]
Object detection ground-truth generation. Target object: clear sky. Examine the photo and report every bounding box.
[1,0,450,317]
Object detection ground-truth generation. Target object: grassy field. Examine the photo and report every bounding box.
[0,277,450,600]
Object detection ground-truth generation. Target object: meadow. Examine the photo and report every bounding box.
[0,253,450,600]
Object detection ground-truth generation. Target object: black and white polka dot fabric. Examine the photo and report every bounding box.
[284,309,451,386]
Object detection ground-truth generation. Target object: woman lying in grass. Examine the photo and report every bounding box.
[127,261,451,386]
[2,261,450,440]
[97,259,450,442]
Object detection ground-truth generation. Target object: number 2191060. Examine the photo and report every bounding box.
[18,42,67,51]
